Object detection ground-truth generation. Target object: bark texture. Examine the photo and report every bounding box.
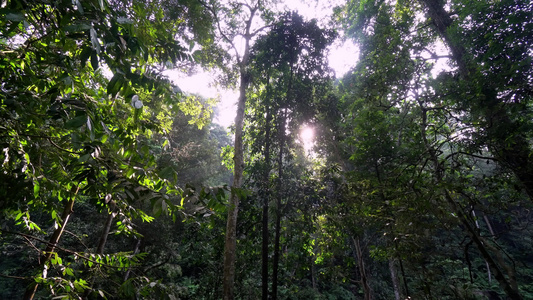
[96,201,116,255]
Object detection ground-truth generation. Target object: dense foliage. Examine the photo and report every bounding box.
[1,0,532,299]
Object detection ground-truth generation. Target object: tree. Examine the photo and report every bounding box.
[247,11,335,299]
[198,1,277,298]
[0,0,214,298]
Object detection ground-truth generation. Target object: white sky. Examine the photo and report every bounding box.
[165,0,357,128]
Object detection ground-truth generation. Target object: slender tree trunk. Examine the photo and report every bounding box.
[124,238,142,281]
[82,201,118,299]
[444,191,522,299]
[271,186,282,300]
[471,209,492,283]
[389,258,401,300]
[23,188,78,300]
[397,254,409,298]
[96,201,116,255]
[271,111,286,300]
[483,214,496,237]
[220,4,264,297]
[352,237,371,300]
[262,102,272,300]
[223,30,253,298]
[223,69,249,300]
[311,255,317,290]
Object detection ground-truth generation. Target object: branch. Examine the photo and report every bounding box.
[63,229,90,251]
[0,133,82,154]
[197,0,243,63]
[47,138,82,155]
[250,23,275,37]
[142,255,172,273]
[0,274,30,280]
[443,151,498,163]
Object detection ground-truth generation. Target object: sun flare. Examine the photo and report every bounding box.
[300,126,315,142]
[300,125,315,154]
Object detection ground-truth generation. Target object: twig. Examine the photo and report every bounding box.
[443,151,498,163]
[0,274,29,280]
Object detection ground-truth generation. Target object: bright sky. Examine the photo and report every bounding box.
[164,0,358,128]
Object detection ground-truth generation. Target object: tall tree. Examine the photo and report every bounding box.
[199,1,275,298]
[248,12,335,299]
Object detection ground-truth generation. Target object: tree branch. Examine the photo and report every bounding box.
[443,151,498,163]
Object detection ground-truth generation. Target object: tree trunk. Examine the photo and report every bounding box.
[223,69,249,300]
[271,111,286,300]
[96,201,116,255]
[389,258,401,300]
[353,237,371,300]
[262,102,272,300]
[444,191,522,299]
[83,201,118,299]
[311,255,317,290]
[471,209,492,283]
[272,208,281,300]
[23,189,77,300]
[221,3,264,297]
[222,25,254,299]
[124,238,142,281]
[397,253,409,298]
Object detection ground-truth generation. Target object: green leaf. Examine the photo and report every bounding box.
[65,115,87,129]
[90,27,100,54]
[78,154,91,163]
[126,168,135,178]
[64,23,91,33]
[159,166,176,179]
[117,17,133,24]
[91,52,99,70]
[153,198,162,217]
[75,0,84,15]
[79,47,91,67]
[106,74,123,97]
[5,12,25,22]
[33,181,40,198]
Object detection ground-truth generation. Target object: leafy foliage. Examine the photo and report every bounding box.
[1,0,533,299]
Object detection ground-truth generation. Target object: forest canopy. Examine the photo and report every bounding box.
[1,0,532,299]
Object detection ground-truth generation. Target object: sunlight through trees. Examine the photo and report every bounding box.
[1,0,532,299]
